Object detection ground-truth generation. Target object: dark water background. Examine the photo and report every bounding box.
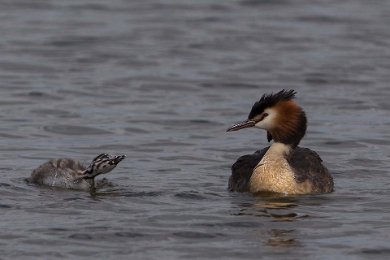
[1,0,390,259]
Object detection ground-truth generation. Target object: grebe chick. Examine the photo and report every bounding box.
[27,153,126,190]
[227,89,333,195]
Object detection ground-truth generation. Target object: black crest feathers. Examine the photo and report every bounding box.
[248,89,296,119]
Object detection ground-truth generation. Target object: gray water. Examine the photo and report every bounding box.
[1,0,390,259]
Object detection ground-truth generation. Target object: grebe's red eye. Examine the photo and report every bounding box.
[260,113,268,121]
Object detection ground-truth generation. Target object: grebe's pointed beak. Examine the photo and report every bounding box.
[226,120,256,132]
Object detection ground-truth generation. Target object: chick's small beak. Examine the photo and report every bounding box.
[226,120,256,132]
[114,155,126,164]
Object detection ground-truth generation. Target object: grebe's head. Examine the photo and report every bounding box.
[82,153,126,179]
[227,89,306,147]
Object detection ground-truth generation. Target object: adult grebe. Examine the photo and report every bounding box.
[227,89,333,195]
[27,153,126,190]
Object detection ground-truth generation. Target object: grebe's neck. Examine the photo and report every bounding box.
[266,142,293,158]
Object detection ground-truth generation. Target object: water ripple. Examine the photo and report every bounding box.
[43,125,111,135]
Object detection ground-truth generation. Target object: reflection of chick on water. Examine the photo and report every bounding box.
[27,153,126,190]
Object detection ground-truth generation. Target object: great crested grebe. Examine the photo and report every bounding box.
[227,89,333,195]
[27,153,126,190]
